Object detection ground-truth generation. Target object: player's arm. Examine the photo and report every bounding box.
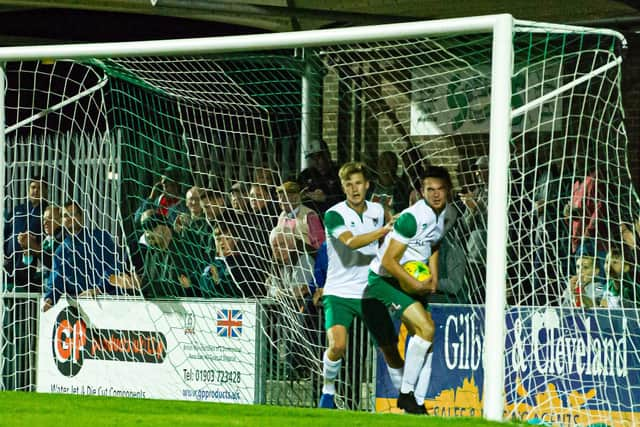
[381,238,432,295]
[427,243,440,293]
[325,210,391,250]
[381,212,433,294]
[339,224,392,249]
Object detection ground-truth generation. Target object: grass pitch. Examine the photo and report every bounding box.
[0,391,517,426]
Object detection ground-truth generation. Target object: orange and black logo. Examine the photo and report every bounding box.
[53,306,167,377]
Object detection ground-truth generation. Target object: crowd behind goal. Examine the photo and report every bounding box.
[4,133,640,411]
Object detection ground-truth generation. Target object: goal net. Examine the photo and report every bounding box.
[0,15,636,424]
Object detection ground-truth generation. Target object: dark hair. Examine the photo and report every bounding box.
[420,165,453,189]
[162,166,184,182]
[30,175,47,185]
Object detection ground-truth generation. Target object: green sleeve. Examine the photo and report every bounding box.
[394,212,418,239]
[324,210,346,237]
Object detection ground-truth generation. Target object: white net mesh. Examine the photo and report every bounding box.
[0,18,637,424]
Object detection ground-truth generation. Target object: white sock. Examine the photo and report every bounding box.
[322,350,341,395]
[414,352,433,405]
[387,366,404,391]
[400,336,431,394]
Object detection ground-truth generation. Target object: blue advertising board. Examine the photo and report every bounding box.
[375,304,640,426]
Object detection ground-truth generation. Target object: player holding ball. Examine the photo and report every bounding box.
[363,165,451,415]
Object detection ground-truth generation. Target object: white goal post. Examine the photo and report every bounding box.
[0,14,631,424]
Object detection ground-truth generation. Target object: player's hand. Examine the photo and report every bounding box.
[387,214,401,227]
[27,233,39,248]
[149,181,163,200]
[42,298,53,312]
[569,275,579,291]
[419,276,437,294]
[380,222,394,236]
[173,213,190,233]
[209,264,220,283]
[459,191,477,210]
[179,274,191,289]
[399,275,433,296]
[312,288,324,307]
[16,232,29,249]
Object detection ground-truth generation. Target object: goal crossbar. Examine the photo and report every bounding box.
[0,14,520,60]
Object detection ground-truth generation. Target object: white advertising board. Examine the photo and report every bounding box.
[36,298,262,404]
[410,61,563,135]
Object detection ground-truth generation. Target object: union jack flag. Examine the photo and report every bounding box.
[216,309,243,338]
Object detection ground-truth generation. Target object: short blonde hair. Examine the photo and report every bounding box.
[44,204,61,217]
[338,161,367,182]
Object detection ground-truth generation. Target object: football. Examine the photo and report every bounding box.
[403,260,431,281]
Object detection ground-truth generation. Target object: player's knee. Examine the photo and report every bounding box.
[414,317,435,341]
[329,341,347,358]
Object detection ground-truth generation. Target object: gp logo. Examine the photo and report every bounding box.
[52,306,168,377]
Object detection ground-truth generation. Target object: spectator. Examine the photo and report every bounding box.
[22,205,64,295]
[124,210,201,298]
[620,213,640,251]
[254,166,277,186]
[173,186,214,273]
[134,166,187,226]
[298,139,344,215]
[247,182,279,257]
[276,181,325,253]
[230,182,251,213]
[250,183,280,220]
[4,176,47,291]
[173,186,204,233]
[531,161,572,305]
[219,182,276,283]
[565,167,608,271]
[600,248,635,308]
[432,203,468,304]
[42,201,120,311]
[267,225,316,379]
[425,163,472,304]
[560,251,605,308]
[201,188,227,223]
[459,155,489,304]
[368,151,411,214]
[199,188,227,259]
[268,226,314,308]
[199,213,267,298]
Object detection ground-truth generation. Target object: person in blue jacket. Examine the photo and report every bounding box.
[42,200,120,311]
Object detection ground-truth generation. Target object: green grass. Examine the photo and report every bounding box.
[0,391,518,426]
